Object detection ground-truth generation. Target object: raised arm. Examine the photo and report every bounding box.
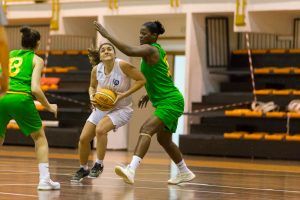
[94,21,156,57]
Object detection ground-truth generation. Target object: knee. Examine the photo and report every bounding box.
[31,132,44,142]
[79,135,90,145]
[0,138,4,146]
[140,124,155,135]
[95,127,106,137]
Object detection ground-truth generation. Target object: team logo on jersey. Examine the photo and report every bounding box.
[113,79,119,86]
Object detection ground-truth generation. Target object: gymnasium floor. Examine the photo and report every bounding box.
[1,146,300,200]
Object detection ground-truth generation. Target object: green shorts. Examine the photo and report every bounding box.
[0,93,42,138]
[154,96,184,133]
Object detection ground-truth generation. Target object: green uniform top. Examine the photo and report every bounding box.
[9,49,34,93]
[140,43,182,107]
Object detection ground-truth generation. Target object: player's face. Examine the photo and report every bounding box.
[99,44,115,61]
[139,26,153,45]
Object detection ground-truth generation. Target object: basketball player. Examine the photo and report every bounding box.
[0,3,8,96]
[70,43,146,182]
[94,21,196,184]
[0,26,60,190]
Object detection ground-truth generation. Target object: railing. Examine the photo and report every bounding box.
[6,25,94,50]
[237,32,292,49]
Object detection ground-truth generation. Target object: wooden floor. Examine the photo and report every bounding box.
[1,146,300,200]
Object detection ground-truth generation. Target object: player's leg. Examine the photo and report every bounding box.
[91,106,133,178]
[31,128,60,190]
[156,130,195,184]
[89,116,114,178]
[70,121,97,182]
[115,115,164,184]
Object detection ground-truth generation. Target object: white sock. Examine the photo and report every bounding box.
[176,160,190,173]
[129,155,142,171]
[39,163,50,180]
[95,159,103,165]
[80,164,88,170]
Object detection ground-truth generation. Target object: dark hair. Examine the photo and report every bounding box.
[87,47,100,66]
[20,26,41,49]
[143,21,165,35]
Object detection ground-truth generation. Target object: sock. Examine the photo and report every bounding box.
[39,163,50,180]
[129,155,142,171]
[95,159,103,165]
[80,164,88,170]
[176,160,190,173]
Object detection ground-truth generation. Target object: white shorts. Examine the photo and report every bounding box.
[87,106,133,129]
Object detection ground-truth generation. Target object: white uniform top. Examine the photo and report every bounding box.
[96,58,131,107]
[0,4,7,25]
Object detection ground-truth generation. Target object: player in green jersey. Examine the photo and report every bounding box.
[0,3,8,96]
[94,20,195,184]
[0,26,60,190]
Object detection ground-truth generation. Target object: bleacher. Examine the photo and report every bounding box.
[180,48,300,160]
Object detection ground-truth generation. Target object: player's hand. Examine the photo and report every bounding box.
[138,94,149,108]
[94,21,109,38]
[114,91,126,105]
[47,104,58,118]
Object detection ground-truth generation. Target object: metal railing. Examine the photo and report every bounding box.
[6,25,94,50]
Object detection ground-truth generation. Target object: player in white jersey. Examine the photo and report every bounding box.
[71,43,145,182]
[0,3,8,96]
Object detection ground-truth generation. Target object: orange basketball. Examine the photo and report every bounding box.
[94,88,117,111]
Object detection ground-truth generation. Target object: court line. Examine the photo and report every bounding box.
[62,182,235,195]
[0,191,38,198]
[180,183,300,194]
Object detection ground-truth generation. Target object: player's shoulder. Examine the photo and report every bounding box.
[33,54,44,65]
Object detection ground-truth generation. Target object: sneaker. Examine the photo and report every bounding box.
[37,178,60,190]
[88,163,104,178]
[70,168,90,182]
[114,165,135,184]
[168,171,196,185]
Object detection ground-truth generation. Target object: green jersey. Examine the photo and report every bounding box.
[140,43,183,107]
[9,49,34,93]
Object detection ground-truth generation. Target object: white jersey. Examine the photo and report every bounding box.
[96,58,131,107]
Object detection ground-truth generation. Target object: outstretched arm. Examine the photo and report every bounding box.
[94,21,155,57]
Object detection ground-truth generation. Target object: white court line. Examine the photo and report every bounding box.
[62,182,235,195]
[179,183,300,194]
[0,191,38,198]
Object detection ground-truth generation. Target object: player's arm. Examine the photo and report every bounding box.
[0,26,9,95]
[94,21,156,57]
[89,66,97,101]
[31,55,57,117]
[119,60,146,100]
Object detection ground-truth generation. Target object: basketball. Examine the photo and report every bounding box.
[94,88,117,111]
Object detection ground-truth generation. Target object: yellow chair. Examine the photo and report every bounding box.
[265,112,286,118]
[244,132,265,140]
[224,132,246,139]
[264,133,286,141]
[286,134,300,141]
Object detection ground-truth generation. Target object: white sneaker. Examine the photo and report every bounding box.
[168,171,196,185]
[115,165,135,184]
[37,178,61,190]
